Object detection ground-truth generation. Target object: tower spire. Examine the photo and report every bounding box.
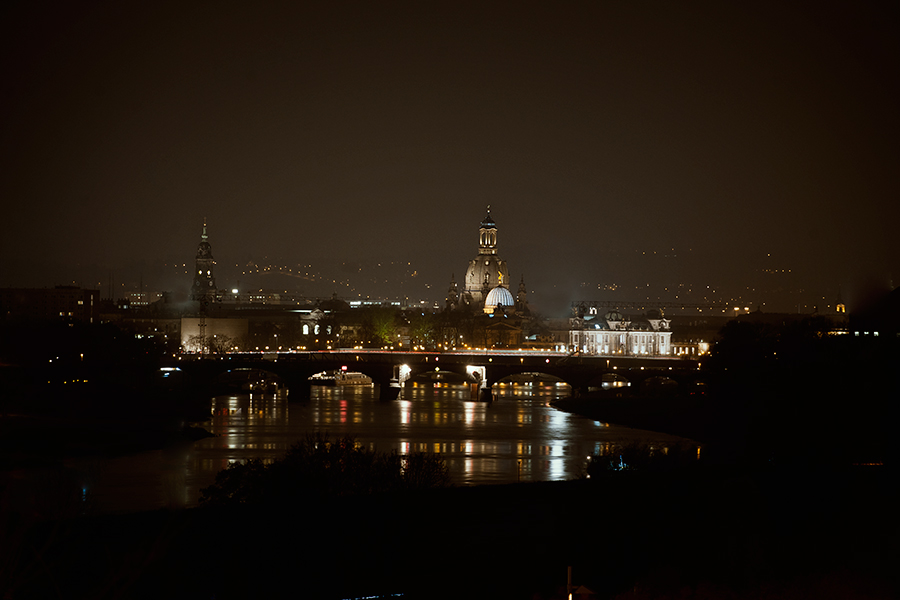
[191,219,217,305]
[516,274,529,314]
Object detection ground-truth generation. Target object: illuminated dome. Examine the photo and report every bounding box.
[485,285,515,308]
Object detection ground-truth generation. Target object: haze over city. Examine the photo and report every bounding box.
[3,5,898,598]
[2,2,898,315]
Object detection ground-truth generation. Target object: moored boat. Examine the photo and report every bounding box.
[308,371,337,386]
[309,370,373,386]
[334,371,373,386]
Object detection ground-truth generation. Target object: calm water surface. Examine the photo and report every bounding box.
[61,383,688,513]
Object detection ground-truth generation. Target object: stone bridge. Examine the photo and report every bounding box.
[170,350,704,400]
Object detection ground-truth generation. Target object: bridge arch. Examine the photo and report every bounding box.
[406,365,478,384]
[171,352,704,401]
[214,367,284,393]
[592,371,632,390]
[493,371,567,385]
[640,375,679,396]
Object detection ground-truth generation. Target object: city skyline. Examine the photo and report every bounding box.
[17,222,858,318]
[2,2,898,315]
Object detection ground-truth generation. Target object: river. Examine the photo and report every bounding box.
[25,382,689,514]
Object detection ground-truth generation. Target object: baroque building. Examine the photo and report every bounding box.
[190,220,217,305]
[569,309,672,356]
[464,207,509,308]
[447,207,528,315]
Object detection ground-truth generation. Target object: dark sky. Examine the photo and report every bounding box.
[2,1,898,315]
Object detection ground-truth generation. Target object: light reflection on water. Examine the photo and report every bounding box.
[198,382,686,489]
[57,382,688,513]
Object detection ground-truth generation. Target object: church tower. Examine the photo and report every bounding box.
[516,275,530,314]
[835,287,846,314]
[445,274,460,310]
[191,220,217,304]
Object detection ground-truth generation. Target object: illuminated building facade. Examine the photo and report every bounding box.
[181,317,249,353]
[569,309,672,356]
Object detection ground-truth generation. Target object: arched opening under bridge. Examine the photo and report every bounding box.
[581,372,632,396]
[214,367,284,393]
[640,375,679,396]
[407,368,475,384]
[492,372,572,401]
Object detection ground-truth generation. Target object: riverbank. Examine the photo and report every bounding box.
[0,414,214,471]
[552,393,716,443]
[0,375,216,471]
[5,465,894,599]
[552,387,893,467]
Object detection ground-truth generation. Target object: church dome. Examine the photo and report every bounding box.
[462,207,509,307]
[485,285,515,308]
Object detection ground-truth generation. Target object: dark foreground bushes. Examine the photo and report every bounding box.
[199,433,451,506]
[584,441,701,477]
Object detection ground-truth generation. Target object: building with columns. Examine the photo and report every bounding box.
[569,309,672,356]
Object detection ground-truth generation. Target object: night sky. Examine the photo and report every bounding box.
[2,1,898,315]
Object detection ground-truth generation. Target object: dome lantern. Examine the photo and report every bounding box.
[478,205,498,254]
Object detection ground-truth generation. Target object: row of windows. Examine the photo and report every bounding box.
[301,324,332,335]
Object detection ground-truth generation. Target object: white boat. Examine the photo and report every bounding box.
[309,370,372,386]
[308,371,337,385]
[334,371,373,386]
